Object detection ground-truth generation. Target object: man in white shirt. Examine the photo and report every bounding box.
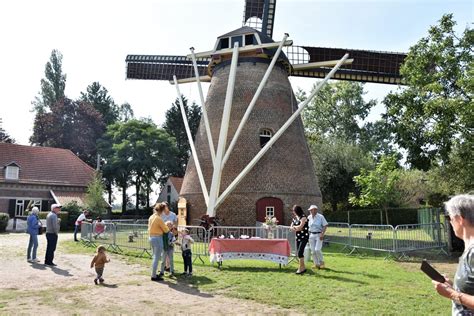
[74,209,90,242]
[307,205,328,269]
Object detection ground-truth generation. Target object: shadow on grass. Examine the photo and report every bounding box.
[100,283,118,288]
[164,275,214,298]
[322,267,381,279]
[49,266,73,277]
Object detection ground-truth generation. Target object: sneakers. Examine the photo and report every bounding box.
[94,279,98,285]
[295,269,307,275]
[45,262,57,266]
[32,258,40,263]
[151,276,164,282]
[99,278,104,284]
[164,267,170,272]
[27,259,32,262]
[319,264,325,270]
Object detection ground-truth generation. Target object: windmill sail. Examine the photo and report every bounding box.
[126,55,209,81]
[287,46,406,84]
[243,0,277,39]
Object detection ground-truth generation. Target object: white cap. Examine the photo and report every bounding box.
[308,204,318,211]
[51,203,62,211]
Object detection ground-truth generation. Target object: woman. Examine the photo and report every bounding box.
[432,194,474,314]
[148,202,170,281]
[26,207,42,263]
[290,205,309,274]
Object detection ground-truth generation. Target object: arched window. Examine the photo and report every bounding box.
[259,128,273,148]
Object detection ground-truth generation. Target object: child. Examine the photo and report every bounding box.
[90,245,110,285]
[159,221,177,277]
[180,228,194,277]
[93,217,106,239]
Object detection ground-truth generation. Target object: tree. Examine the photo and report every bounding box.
[80,82,118,126]
[309,138,373,212]
[383,14,473,170]
[0,119,15,143]
[162,96,201,177]
[85,174,109,215]
[30,98,106,166]
[98,119,178,211]
[32,50,66,113]
[302,81,377,144]
[349,155,401,224]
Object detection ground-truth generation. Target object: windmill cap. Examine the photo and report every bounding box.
[308,205,318,211]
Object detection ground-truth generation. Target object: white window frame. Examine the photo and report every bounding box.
[31,200,41,210]
[265,206,275,218]
[5,166,19,180]
[15,200,24,217]
[259,128,273,148]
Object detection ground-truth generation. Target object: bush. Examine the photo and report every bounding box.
[38,211,70,231]
[0,213,9,232]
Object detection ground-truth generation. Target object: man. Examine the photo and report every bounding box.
[45,203,61,266]
[307,205,328,269]
[74,209,90,242]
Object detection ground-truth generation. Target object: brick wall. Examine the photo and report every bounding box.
[181,60,322,226]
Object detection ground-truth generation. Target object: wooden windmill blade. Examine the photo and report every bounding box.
[243,0,277,39]
[287,46,407,85]
[125,55,210,81]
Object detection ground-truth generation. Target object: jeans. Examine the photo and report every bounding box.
[160,247,174,274]
[45,233,58,264]
[182,249,192,274]
[149,236,164,278]
[95,267,104,280]
[309,233,324,265]
[27,234,38,260]
[74,225,80,241]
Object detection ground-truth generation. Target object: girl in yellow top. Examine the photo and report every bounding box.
[148,202,170,281]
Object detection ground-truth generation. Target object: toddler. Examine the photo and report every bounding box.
[180,228,194,277]
[90,245,110,284]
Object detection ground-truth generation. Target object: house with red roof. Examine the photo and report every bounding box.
[0,143,96,218]
[156,176,183,207]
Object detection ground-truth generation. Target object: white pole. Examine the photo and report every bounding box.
[190,47,216,166]
[173,75,209,206]
[215,53,350,209]
[206,42,240,217]
[222,33,289,167]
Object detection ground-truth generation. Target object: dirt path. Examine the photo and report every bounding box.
[0,233,294,315]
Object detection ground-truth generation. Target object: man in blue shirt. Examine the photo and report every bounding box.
[307,205,328,269]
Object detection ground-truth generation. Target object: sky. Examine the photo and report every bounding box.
[0,0,472,147]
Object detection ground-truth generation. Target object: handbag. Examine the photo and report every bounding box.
[37,217,43,235]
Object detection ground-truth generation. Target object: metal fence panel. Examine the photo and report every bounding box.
[395,223,447,253]
[326,222,350,246]
[349,224,396,252]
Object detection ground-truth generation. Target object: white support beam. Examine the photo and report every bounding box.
[291,58,354,71]
[173,75,209,207]
[215,53,350,209]
[190,47,216,166]
[169,75,211,85]
[206,43,240,217]
[222,33,289,167]
[187,40,293,59]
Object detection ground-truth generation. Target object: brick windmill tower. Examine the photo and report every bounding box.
[126,0,406,226]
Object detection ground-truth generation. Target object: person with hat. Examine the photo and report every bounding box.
[45,203,61,266]
[74,209,91,242]
[307,204,328,269]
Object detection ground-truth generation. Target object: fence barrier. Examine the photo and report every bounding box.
[80,221,448,261]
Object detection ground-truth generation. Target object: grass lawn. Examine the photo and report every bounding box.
[64,241,452,315]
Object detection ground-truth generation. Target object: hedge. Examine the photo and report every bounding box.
[38,211,69,230]
[324,207,437,226]
[0,213,9,232]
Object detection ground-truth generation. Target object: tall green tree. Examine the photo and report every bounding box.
[309,138,373,212]
[302,81,377,144]
[98,119,178,211]
[383,14,473,170]
[30,98,105,166]
[85,173,109,215]
[80,82,118,126]
[349,155,401,224]
[162,96,202,176]
[32,50,66,113]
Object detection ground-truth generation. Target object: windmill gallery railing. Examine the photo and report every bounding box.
[80,221,447,260]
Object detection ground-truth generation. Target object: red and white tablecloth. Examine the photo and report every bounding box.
[209,238,291,265]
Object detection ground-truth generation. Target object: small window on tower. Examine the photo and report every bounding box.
[219,38,229,49]
[259,128,273,148]
[245,34,254,46]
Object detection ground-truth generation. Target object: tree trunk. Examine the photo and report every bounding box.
[121,181,127,213]
[331,200,337,213]
[384,207,390,225]
[146,180,150,208]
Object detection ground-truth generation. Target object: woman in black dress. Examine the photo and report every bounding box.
[290,205,309,274]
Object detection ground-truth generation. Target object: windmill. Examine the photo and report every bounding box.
[125,0,406,226]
